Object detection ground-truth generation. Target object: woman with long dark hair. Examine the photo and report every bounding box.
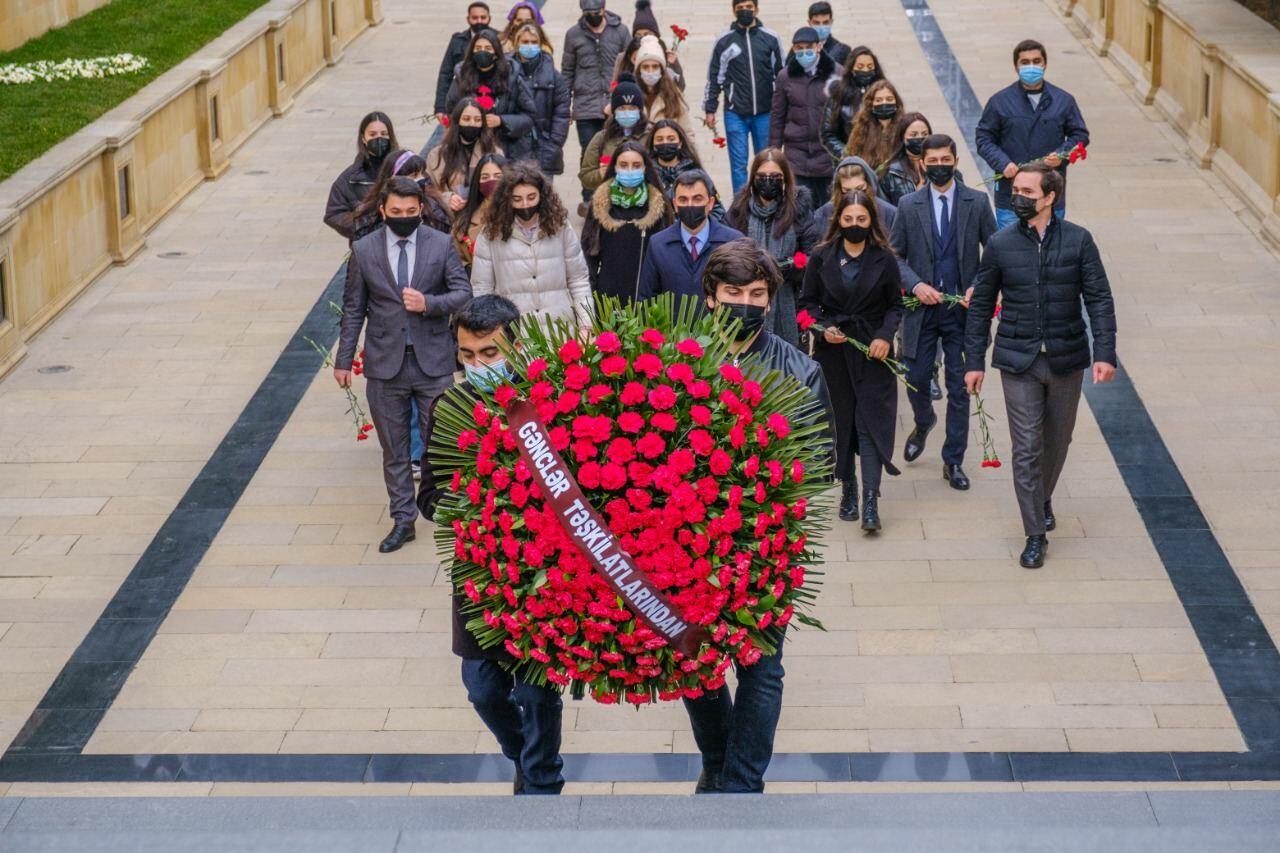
[349,150,451,241]
[646,119,725,220]
[510,23,570,177]
[580,141,672,303]
[880,111,933,205]
[725,147,816,347]
[799,190,904,531]
[425,97,503,214]
[445,27,538,162]
[471,161,591,324]
[632,35,689,132]
[842,79,904,174]
[821,47,884,162]
[324,111,399,240]
[452,153,507,269]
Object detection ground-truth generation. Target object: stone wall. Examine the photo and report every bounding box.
[1051,0,1280,246]
[0,0,383,379]
[0,0,112,52]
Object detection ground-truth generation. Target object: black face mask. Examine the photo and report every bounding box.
[472,50,496,70]
[654,143,681,162]
[469,22,488,34]
[871,103,898,120]
[583,11,603,25]
[904,137,925,156]
[1010,194,1041,222]
[852,70,877,87]
[459,125,482,143]
[722,301,767,340]
[925,164,955,187]
[385,215,419,238]
[753,174,784,201]
[735,9,756,27]
[841,223,871,244]
[677,204,708,230]
[514,206,538,222]
[365,136,391,161]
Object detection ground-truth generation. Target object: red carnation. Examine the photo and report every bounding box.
[676,338,704,358]
[600,462,629,490]
[600,154,612,166]
[633,353,663,378]
[558,339,584,363]
[719,364,744,383]
[688,429,715,456]
[600,355,629,376]
[791,251,809,270]
[617,411,645,433]
[619,382,647,406]
[796,310,817,331]
[636,432,666,459]
[586,384,613,404]
[712,137,727,149]
[767,413,791,439]
[709,449,733,476]
[650,411,677,432]
[476,95,495,111]
[494,385,518,407]
[690,404,712,426]
[647,385,678,411]
[526,358,549,380]
[564,364,592,390]
[640,328,666,349]
[440,116,451,127]
[596,331,622,353]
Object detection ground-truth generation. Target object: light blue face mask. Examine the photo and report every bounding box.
[518,44,540,60]
[812,24,831,41]
[615,168,646,188]
[795,49,818,69]
[615,108,642,129]
[465,357,511,393]
[1018,64,1045,86]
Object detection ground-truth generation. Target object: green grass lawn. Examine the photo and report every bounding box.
[0,0,268,181]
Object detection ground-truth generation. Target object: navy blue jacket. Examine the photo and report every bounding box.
[636,219,744,302]
[974,81,1089,211]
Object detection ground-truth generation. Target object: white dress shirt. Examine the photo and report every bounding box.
[929,181,956,239]
[385,225,418,286]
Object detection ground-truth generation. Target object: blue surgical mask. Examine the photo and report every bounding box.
[615,168,645,188]
[795,49,818,69]
[465,358,511,393]
[813,24,831,41]
[615,108,642,129]
[1018,65,1045,86]
[518,44,540,60]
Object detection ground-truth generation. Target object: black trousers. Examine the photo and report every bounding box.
[906,304,969,465]
[795,174,832,209]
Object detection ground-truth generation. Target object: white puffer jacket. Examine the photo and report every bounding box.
[470,224,593,325]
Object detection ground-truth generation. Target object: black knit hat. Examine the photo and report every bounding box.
[611,72,646,112]
[633,0,660,34]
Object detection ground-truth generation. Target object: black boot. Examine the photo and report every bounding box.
[839,480,859,522]
[861,490,881,532]
[1020,535,1048,569]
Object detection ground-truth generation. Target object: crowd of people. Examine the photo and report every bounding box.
[323,0,1119,797]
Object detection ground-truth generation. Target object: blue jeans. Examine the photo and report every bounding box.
[906,305,969,466]
[995,206,1065,230]
[682,629,786,793]
[724,111,771,195]
[410,399,423,464]
[461,659,565,794]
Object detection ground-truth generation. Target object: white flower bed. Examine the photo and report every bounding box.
[0,53,149,85]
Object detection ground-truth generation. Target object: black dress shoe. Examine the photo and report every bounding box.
[514,765,525,795]
[838,480,859,522]
[695,768,721,794]
[1020,535,1048,569]
[378,524,416,553]
[930,373,943,401]
[1044,500,1056,532]
[943,464,970,491]
[861,490,881,532]
[903,414,937,463]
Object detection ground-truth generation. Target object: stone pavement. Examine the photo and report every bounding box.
[0,0,1278,799]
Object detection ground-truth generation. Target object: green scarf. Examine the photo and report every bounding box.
[609,181,649,209]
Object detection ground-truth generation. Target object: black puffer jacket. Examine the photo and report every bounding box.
[511,50,571,174]
[965,218,1117,375]
[446,65,538,162]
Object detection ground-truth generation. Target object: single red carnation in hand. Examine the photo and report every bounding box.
[600,155,613,166]
[712,137,727,148]
[476,95,495,111]
[796,310,817,331]
[792,251,809,270]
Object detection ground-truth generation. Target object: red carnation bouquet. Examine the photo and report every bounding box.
[430,296,832,705]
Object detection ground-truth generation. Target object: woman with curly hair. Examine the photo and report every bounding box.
[842,79,904,175]
[445,27,538,161]
[470,161,592,324]
[724,147,817,348]
[425,98,504,213]
[821,46,884,161]
[451,153,507,270]
[580,141,672,303]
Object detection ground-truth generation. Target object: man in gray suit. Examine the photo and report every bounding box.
[335,176,473,553]
[890,133,997,491]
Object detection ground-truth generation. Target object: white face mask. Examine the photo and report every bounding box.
[640,69,663,87]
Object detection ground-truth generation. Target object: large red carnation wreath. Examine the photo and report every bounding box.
[430,296,832,705]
